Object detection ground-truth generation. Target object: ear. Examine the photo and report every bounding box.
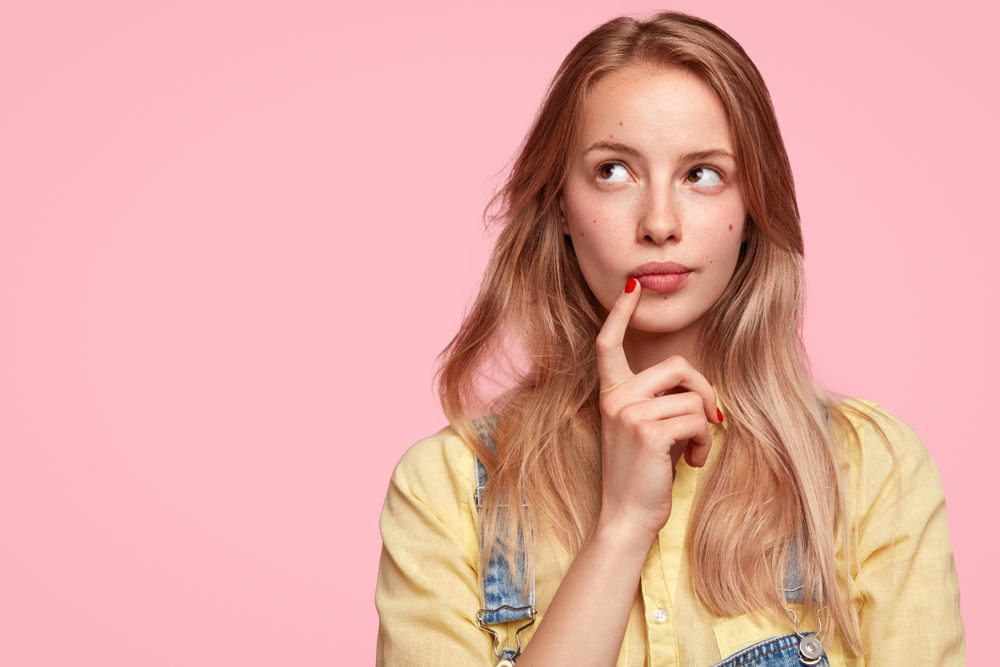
[558,193,570,235]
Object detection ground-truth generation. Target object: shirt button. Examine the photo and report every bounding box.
[652,607,667,624]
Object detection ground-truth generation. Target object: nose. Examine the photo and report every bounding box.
[637,184,680,245]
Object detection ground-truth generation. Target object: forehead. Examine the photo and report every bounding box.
[577,65,733,152]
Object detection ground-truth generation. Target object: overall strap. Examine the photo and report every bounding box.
[473,422,536,665]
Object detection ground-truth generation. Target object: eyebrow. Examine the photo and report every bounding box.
[583,141,643,158]
[679,149,736,163]
[582,141,735,163]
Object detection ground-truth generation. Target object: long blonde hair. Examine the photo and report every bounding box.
[438,12,870,656]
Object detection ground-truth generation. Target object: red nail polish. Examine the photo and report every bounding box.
[625,277,637,293]
[717,408,724,422]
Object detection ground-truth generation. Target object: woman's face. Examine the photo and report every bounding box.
[560,64,747,340]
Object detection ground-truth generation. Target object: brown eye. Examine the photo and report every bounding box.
[597,163,629,182]
[687,166,721,186]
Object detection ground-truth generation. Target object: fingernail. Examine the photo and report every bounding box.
[625,276,637,293]
[717,408,724,423]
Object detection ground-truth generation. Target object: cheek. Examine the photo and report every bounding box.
[714,229,744,272]
[565,189,632,246]
[564,211,626,304]
[688,206,745,281]
[706,201,745,256]
[720,219,745,256]
[564,193,612,253]
[569,220,617,279]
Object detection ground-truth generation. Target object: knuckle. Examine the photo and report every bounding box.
[619,402,641,426]
[595,335,615,356]
[665,355,688,370]
[658,355,688,381]
[683,392,703,412]
[636,420,657,442]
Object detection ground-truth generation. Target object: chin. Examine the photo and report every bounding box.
[625,311,695,335]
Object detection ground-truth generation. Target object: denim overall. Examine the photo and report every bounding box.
[473,452,535,667]
[473,434,828,666]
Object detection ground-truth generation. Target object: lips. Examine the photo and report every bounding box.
[631,262,691,292]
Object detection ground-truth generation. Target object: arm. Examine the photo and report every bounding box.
[375,430,656,667]
[852,407,965,665]
[376,432,489,666]
[515,281,720,667]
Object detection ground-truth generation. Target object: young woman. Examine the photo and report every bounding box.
[375,12,964,667]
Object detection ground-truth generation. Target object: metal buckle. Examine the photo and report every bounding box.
[476,604,536,662]
[785,606,826,665]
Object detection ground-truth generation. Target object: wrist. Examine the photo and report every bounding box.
[591,508,661,556]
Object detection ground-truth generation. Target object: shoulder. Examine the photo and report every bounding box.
[835,397,944,522]
[839,398,931,465]
[389,425,477,495]
[381,426,479,535]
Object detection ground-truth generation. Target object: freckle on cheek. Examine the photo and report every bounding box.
[619,121,623,125]
[593,219,597,224]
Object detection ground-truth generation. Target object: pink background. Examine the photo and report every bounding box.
[1,1,995,664]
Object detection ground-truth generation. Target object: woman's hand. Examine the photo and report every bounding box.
[596,278,722,541]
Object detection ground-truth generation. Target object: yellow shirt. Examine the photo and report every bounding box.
[375,399,965,666]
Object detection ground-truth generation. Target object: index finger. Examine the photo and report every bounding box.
[595,276,640,390]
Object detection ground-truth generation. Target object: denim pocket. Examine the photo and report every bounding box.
[711,632,830,667]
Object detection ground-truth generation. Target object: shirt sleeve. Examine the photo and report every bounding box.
[375,429,494,666]
[851,404,966,665]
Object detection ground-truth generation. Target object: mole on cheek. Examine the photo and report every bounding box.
[619,121,623,125]
[729,224,733,231]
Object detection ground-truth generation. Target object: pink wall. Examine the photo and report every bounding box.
[1,1,994,663]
